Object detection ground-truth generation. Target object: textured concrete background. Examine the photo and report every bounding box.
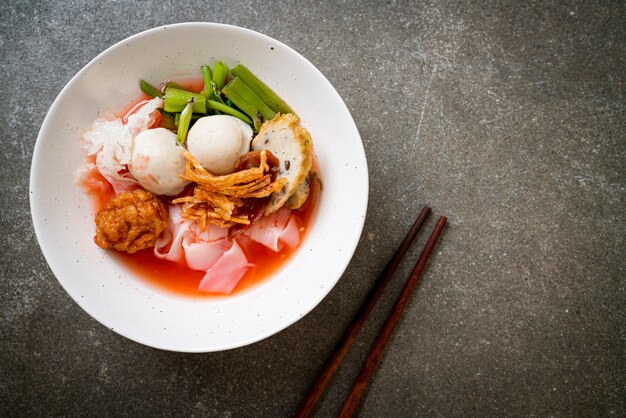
[1,1,624,417]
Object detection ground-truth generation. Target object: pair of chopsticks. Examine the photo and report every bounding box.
[295,206,447,417]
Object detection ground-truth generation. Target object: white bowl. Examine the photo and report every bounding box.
[30,23,368,352]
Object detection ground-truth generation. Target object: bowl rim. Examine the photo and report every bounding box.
[30,22,369,352]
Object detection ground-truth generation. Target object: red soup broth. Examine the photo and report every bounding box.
[110,182,318,298]
[84,81,320,298]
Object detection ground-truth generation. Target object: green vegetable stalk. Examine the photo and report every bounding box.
[177,99,194,144]
[206,100,253,125]
[201,66,212,91]
[230,64,293,114]
[220,86,258,121]
[140,80,162,98]
[222,77,276,121]
[164,87,207,113]
[212,61,228,89]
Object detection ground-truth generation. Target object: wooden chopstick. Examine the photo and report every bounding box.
[295,206,432,418]
[339,215,447,417]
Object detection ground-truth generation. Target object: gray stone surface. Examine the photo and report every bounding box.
[1,0,624,416]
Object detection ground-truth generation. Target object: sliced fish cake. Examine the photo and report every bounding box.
[251,113,313,214]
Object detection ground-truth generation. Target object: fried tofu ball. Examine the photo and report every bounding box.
[94,189,168,254]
